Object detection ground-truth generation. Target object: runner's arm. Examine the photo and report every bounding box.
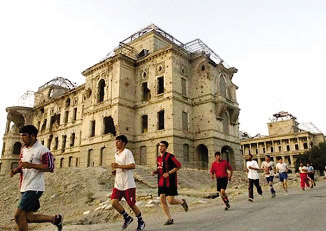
[112,163,135,170]
[228,169,233,180]
[21,162,52,172]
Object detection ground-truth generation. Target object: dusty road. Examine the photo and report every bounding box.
[35,181,326,231]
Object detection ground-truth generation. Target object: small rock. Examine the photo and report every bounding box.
[83,210,90,215]
[145,204,155,208]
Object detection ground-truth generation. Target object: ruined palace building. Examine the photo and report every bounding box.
[0,24,242,174]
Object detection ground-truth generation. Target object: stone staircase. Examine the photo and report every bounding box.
[133,165,157,188]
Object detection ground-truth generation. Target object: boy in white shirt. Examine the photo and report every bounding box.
[261,155,276,198]
[276,157,288,194]
[110,135,145,231]
[246,154,263,202]
[10,125,63,231]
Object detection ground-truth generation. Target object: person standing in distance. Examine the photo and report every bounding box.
[152,141,188,225]
[10,125,63,231]
[246,154,263,202]
[210,151,233,210]
[110,135,145,231]
[307,163,316,188]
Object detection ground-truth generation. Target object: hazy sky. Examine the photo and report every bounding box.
[0,0,325,153]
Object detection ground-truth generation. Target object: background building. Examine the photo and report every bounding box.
[241,111,325,170]
[0,24,241,175]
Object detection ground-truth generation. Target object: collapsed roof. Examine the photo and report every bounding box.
[102,23,229,68]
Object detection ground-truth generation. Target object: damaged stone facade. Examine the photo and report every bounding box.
[241,112,325,170]
[0,24,242,174]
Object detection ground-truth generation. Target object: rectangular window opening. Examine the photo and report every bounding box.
[142,115,148,133]
[158,110,165,130]
[142,82,151,101]
[157,77,164,94]
[90,120,95,137]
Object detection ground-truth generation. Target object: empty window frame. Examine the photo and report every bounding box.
[62,135,67,153]
[73,108,77,121]
[54,137,59,150]
[181,78,187,96]
[103,116,116,136]
[90,120,96,137]
[295,144,299,150]
[182,111,188,131]
[64,110,69,124]
[70,133,75,147]
[141,115,148,133]
[158,110,165,130]
[98,79,105,103]
[142,82,151,101]
[157,76,164,94]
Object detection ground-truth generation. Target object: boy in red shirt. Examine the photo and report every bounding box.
[210,151,233,210]
[152,141,188,225]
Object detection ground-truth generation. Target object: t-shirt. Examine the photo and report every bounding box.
[261,161,275,177]
[299,166,308,174]
[247,160,259,180]
[210,160,232,178]
[114,148,136,190]
[156,152,181,188]
[20,140,54,192]
[276,163,288,173]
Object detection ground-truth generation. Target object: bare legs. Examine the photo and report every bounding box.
[15,209,53,231]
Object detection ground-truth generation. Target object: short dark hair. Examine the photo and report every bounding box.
[215,151,221,157]
[160,140,169,148]
[248,153,253,158]
[277,157,282,161]
[19,125,38,137]
[116,135,128,145]
[265,155,271,159]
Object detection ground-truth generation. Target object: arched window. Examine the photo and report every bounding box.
[13,142,22,154]
[98,79,105,103]
[65,98,71,108]
[219,75,226,97]
[87,149,94,167]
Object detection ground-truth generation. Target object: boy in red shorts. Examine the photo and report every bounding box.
[210,151,233,210]
[111,135,145,231]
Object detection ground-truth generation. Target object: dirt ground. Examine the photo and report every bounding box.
[0,167,314,230]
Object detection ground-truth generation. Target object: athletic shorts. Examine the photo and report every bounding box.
[158,187,178,196]
[279,172,288,182]
[216,177,228,191]
[18,191,43,212]
[308,172,315,180]
[266,176,274,183]
[111,188,136,206]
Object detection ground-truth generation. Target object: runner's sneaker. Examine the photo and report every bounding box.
[248,198,253,202]
[136,220,145,231]
[225,201,230,209]
[53,214,63,231]
[181,199,188,212]
[122,216,133,230]
[163,219,174,225]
